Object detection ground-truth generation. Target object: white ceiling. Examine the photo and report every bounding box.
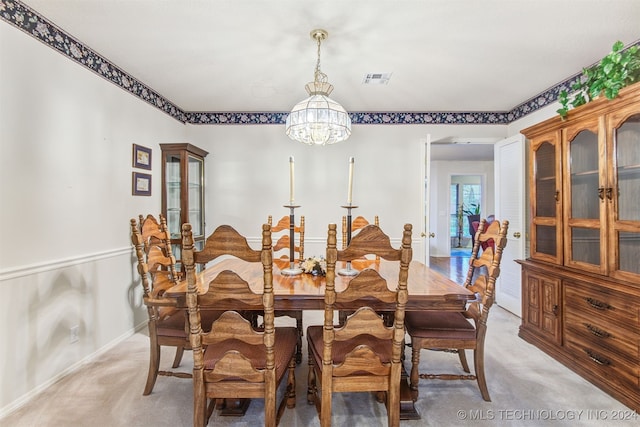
[18,0,640,115]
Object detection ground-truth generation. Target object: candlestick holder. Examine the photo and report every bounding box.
[338,204,359,276]
[280,203,303,276]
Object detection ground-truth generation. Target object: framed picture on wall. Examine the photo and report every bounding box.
[132,144,152,170]
[132,172,152,196]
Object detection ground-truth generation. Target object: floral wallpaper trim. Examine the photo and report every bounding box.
[3,0,635,126]
[184,111,510,125]
[1,0,187,122]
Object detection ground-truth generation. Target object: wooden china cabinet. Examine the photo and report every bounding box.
[160,143,208,269]
[519,82,640,411]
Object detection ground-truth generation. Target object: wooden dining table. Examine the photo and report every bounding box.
[166,257,474,420]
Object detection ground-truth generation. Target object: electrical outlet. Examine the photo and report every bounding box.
[70,325,79,344]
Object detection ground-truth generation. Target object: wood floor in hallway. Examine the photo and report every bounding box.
[429,255,470,283]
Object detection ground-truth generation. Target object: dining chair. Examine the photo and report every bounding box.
[306,223,412,427]
[341,215,379,249]
[130,215,190,395]
[470,214,496,249]
[268,214,305,364]
[405,218,508,402]
[182,223,297,427]
[338,215,382,324]
[269,214,305,261]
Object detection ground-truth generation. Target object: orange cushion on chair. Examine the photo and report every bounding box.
[405,311,475,340]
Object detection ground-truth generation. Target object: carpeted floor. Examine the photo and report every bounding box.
[1,306,634,427]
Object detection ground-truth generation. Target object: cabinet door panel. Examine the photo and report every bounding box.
[608,110,640,282]
[563,120,607,274]
[618,232,640,276]
[165,155,182,239]
[569,227,601,265]
[530,133,563,264]
[523,269,561,344]
[187,155,204,238]
[534,224,557,257]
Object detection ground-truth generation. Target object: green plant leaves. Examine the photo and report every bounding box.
[612,40,624,52]
[557,40,640,118]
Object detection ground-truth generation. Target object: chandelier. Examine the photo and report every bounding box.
[285,29,351,146]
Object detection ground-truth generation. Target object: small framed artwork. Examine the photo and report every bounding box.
[132,144,152,170]
[132,172,152,196]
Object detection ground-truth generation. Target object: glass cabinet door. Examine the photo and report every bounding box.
[563,120,606,274]
[164,153,183,240]
[188,154,205,239]
[160,143,208,271]
[608,110,640,282]
[530,131,563,264]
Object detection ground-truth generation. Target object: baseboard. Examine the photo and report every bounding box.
[0,321,146,420]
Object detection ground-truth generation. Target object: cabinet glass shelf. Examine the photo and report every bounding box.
[161,143,208,272]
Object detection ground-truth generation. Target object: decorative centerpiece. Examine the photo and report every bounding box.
[300,256,326,276]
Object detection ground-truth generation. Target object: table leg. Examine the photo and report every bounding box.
[399,359,421,420]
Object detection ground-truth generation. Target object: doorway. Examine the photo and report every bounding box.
[426,139,495,259]
[450,175,482,256]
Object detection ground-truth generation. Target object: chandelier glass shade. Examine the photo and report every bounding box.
[286,30,351,146]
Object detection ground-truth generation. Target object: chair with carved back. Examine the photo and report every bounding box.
[268,214,305,363]
[182,223,297,427]
[339,215,382,325]
[405,218,508,402]
[269,214,305,262]
[306,223,412,427]
[139,213,173,252]
[131,214,191,395]
[471,215,496,252]
[341,215,379,250]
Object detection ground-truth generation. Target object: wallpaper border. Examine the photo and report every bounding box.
[1,0,635,126]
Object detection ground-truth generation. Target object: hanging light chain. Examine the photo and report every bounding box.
[313,31,328,84]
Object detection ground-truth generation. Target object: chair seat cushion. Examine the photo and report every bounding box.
[203,326,297,379]
[405,311,476,340]
[156,309,222,338]
[306,325,392,369]
[156,310,188,338]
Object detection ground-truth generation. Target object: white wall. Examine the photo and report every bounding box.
[0,23,186,414]
[187,124,508,259]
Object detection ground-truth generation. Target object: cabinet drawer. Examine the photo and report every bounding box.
[565,333,639,391]
[565,309,637,360]
[564,281,639,330]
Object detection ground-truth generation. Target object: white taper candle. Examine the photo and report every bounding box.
[347,157,354,204]
[289,156,295,204]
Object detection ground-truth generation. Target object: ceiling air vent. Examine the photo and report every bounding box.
[362,73,392,85]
